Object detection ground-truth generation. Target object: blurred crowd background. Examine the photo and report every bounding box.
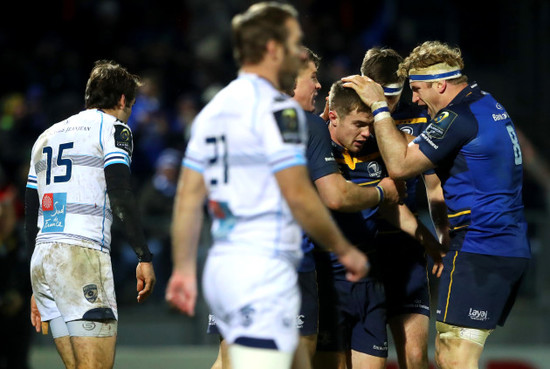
[1,0,550,368]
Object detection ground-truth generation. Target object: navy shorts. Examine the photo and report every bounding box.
[315,250,388,357]
[206,270,319,336]
[377,233,430,318]
[436,250,529,329]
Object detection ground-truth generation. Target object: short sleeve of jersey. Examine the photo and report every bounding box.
[305,113,338,182]
[102,120,133,168]
[261,100,307,173]
[413,109,477,165]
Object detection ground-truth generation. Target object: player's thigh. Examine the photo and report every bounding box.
[53,335,76,369]
[70,335,116,369]
[351,350,386,369]
[388,313,429,349]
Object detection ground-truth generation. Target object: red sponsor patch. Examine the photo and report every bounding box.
[42,193,54,211]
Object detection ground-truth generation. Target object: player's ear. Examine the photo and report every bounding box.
[436,80,447,94]
[118,95,126,109]
[328,110,338,125]
[266,39,283,62]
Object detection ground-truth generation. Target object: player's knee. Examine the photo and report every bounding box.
[405,345,428,369]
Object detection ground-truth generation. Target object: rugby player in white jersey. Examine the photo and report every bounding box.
[26,60,156,369]
[165,3,368,369]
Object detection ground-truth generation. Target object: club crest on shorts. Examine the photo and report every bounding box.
[83,284,98,303]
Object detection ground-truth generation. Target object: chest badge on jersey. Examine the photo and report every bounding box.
[42,192,67,233]
[425,110,457,140]
[274,108,302,143]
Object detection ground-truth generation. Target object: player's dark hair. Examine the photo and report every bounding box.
[329,81,370,117]
[84,60,142,109]
[231,2,298,66]
[360,47,404,85]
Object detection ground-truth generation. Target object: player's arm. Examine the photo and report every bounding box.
[423,172,450,247]
[341,75,435,180]
[24,187,39,254]
[379,203,445,277]
[165,166,206,316]
[275,165,368,282]
[314,174,402,211]
[105,163,156,302]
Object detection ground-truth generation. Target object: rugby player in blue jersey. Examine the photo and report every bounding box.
[344,40,530,369]
[360,47,449,369]
[312,81,445,369]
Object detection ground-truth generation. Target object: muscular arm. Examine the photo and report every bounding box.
[315,173,382,211]
[165,167,206,316]
[423,173,450,247]
[170,167,206,274]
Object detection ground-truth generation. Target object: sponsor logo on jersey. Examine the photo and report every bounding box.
[492,112,509,122]
[42,192,67,233]
[468,307,489,321]
[83,284,98,303]
[42,193,54,211]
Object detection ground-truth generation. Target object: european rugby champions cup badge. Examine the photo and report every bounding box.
[42,192,67,232]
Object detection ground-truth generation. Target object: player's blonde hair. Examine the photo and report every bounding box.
[398,41,468,84]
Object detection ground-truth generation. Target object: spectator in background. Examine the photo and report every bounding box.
[0,166,32,369]
[139,148,183,299]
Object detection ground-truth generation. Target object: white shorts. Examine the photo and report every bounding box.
[202,250,301,353]
[30,242,118,322]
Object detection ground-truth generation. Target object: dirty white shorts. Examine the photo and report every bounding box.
[30,242,118,323]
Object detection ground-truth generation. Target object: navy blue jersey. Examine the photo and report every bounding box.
[413,83,530,258]
[392,102,432,215]
[299,112,339,272]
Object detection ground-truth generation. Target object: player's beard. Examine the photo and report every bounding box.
[278,48,301,94]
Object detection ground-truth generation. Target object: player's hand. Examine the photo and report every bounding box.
[136,262,156,303]
[424,238,446,278]
[341,75,385,109]
[165,270,197,316]
[378,177,407,205]
[320,95,330,121]
[30,294,42,333]
[337,246,369,282]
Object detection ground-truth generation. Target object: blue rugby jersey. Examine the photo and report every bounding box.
[413,83,530,258]
[299,112,339,272]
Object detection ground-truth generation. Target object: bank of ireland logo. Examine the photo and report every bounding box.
[83,284,98,303]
